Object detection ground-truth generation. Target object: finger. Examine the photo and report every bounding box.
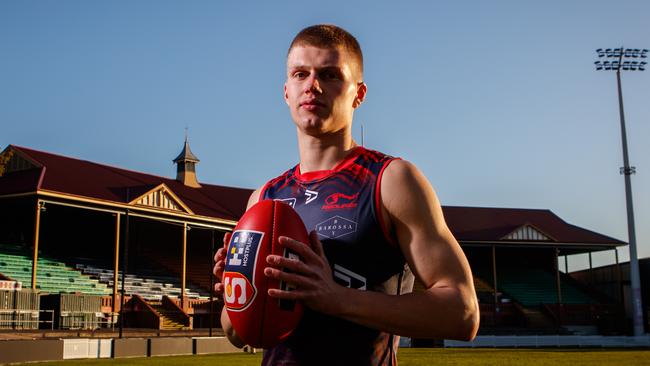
[308,230,325,258]
[267,288,305,300]
[266,254,310,274]
[264,267,314,289]
[223,232,232,248]
[214,247,225,262]
[214,282,224,293]
[213,260,225,278]
[278,236,319,263]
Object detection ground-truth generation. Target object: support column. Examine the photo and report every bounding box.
[112,213,121,315]
[588,251,593,285]
[554,248,563,329]
[31,200,43,289]
[615,249,622,304]
[491,245,498,326]
[565,255,569,274]
[181,223,188,310]
[209,230,215,337]
[119,191,130,339]
[555,248,562,304]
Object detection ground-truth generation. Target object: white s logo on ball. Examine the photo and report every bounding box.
[224,276,248,305]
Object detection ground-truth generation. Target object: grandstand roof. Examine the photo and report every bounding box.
[443,205,625,247]
[0,145,625,248]
[0,145,252,222]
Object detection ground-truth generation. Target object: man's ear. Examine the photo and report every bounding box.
[284,84,289,105]
[353,82,367,108]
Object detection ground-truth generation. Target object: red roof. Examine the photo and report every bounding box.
[443,206,624,245]
[0,145,253,221]
[0,145,625,246]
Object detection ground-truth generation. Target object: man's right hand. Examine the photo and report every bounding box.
[213,231,231,295]
[213,231,245,348]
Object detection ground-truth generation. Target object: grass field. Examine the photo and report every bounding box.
[21,348,650,366]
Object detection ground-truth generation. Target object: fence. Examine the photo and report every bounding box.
[0,309,54,329]
[443,334,650,348]
[0,289,40,329]
[41,293,107,330]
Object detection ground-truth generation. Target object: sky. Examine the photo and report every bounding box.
[1,1,648,272]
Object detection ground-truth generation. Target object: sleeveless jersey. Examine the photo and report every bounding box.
[260,146,414,366]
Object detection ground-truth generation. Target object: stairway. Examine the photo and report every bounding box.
[520,306,555,328]
[150,303,189,330]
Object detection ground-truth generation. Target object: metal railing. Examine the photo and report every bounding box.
[0,309,54,329]
[58,311,117,330]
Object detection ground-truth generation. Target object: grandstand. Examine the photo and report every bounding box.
[494,266,593,307]
[444,207,629,335]
[0,143,247,331]
[0,143,642,338]
[74,261,209,301]
[0,243,109,296]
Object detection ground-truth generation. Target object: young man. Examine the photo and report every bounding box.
[214,24,479,365]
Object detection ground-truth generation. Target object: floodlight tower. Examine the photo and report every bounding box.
[595,47,648,336]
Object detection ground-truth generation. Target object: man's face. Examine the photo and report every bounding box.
[284,45,366,135]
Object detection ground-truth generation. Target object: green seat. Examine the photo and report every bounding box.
[0,246,110,295]
[496,267,595,307]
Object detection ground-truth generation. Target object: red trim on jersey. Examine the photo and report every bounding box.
[375,157,401,246]
[294,146,364,182]
[259,180,273,203]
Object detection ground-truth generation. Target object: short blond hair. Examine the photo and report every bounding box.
[288,24,363,76]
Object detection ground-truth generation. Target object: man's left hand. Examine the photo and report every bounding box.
[264,230,346,316]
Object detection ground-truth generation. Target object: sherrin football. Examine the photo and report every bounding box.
[223,199,308,348]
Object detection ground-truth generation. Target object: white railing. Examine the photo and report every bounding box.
[443,335,650,348]
[0,309,54,329]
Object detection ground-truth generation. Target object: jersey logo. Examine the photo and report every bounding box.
[333,264,366,290]
[322,192,359,211]
[304,189,319,204]
[275,198,296,208]
[316,216,357,239]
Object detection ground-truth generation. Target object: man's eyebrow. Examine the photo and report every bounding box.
[288,64,342,71]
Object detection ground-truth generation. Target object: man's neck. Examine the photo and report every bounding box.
[296,128,358,173]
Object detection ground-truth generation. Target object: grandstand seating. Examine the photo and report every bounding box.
[495,266,595,307]
[74,260,210,301]
[0,244,110,296]
[146,248,214,296]
[0,242,210,302]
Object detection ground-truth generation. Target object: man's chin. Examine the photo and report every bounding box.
[295,118,326,132]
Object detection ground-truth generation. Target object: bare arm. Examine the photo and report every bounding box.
[338,159,479,339]
[265,160,479,340]
[215,188,262,347]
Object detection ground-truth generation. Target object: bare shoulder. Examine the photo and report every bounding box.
[246,187,264,210]
[381,159,428,192]
[381,159,443,230]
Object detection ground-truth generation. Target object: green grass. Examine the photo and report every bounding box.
[397,348,650,366]
[21,348,650,366]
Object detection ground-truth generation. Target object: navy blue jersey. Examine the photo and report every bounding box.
[260,146,414,366]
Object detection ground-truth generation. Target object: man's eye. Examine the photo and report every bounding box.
[322,71,339,80]
[294,71,307,79]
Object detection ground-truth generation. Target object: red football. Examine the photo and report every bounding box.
[223,199,308,348]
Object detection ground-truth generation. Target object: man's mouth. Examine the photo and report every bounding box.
[300,100,326,110]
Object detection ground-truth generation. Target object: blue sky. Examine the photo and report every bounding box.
[1,1,648,271]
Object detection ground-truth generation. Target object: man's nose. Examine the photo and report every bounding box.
[305,75,322,94]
